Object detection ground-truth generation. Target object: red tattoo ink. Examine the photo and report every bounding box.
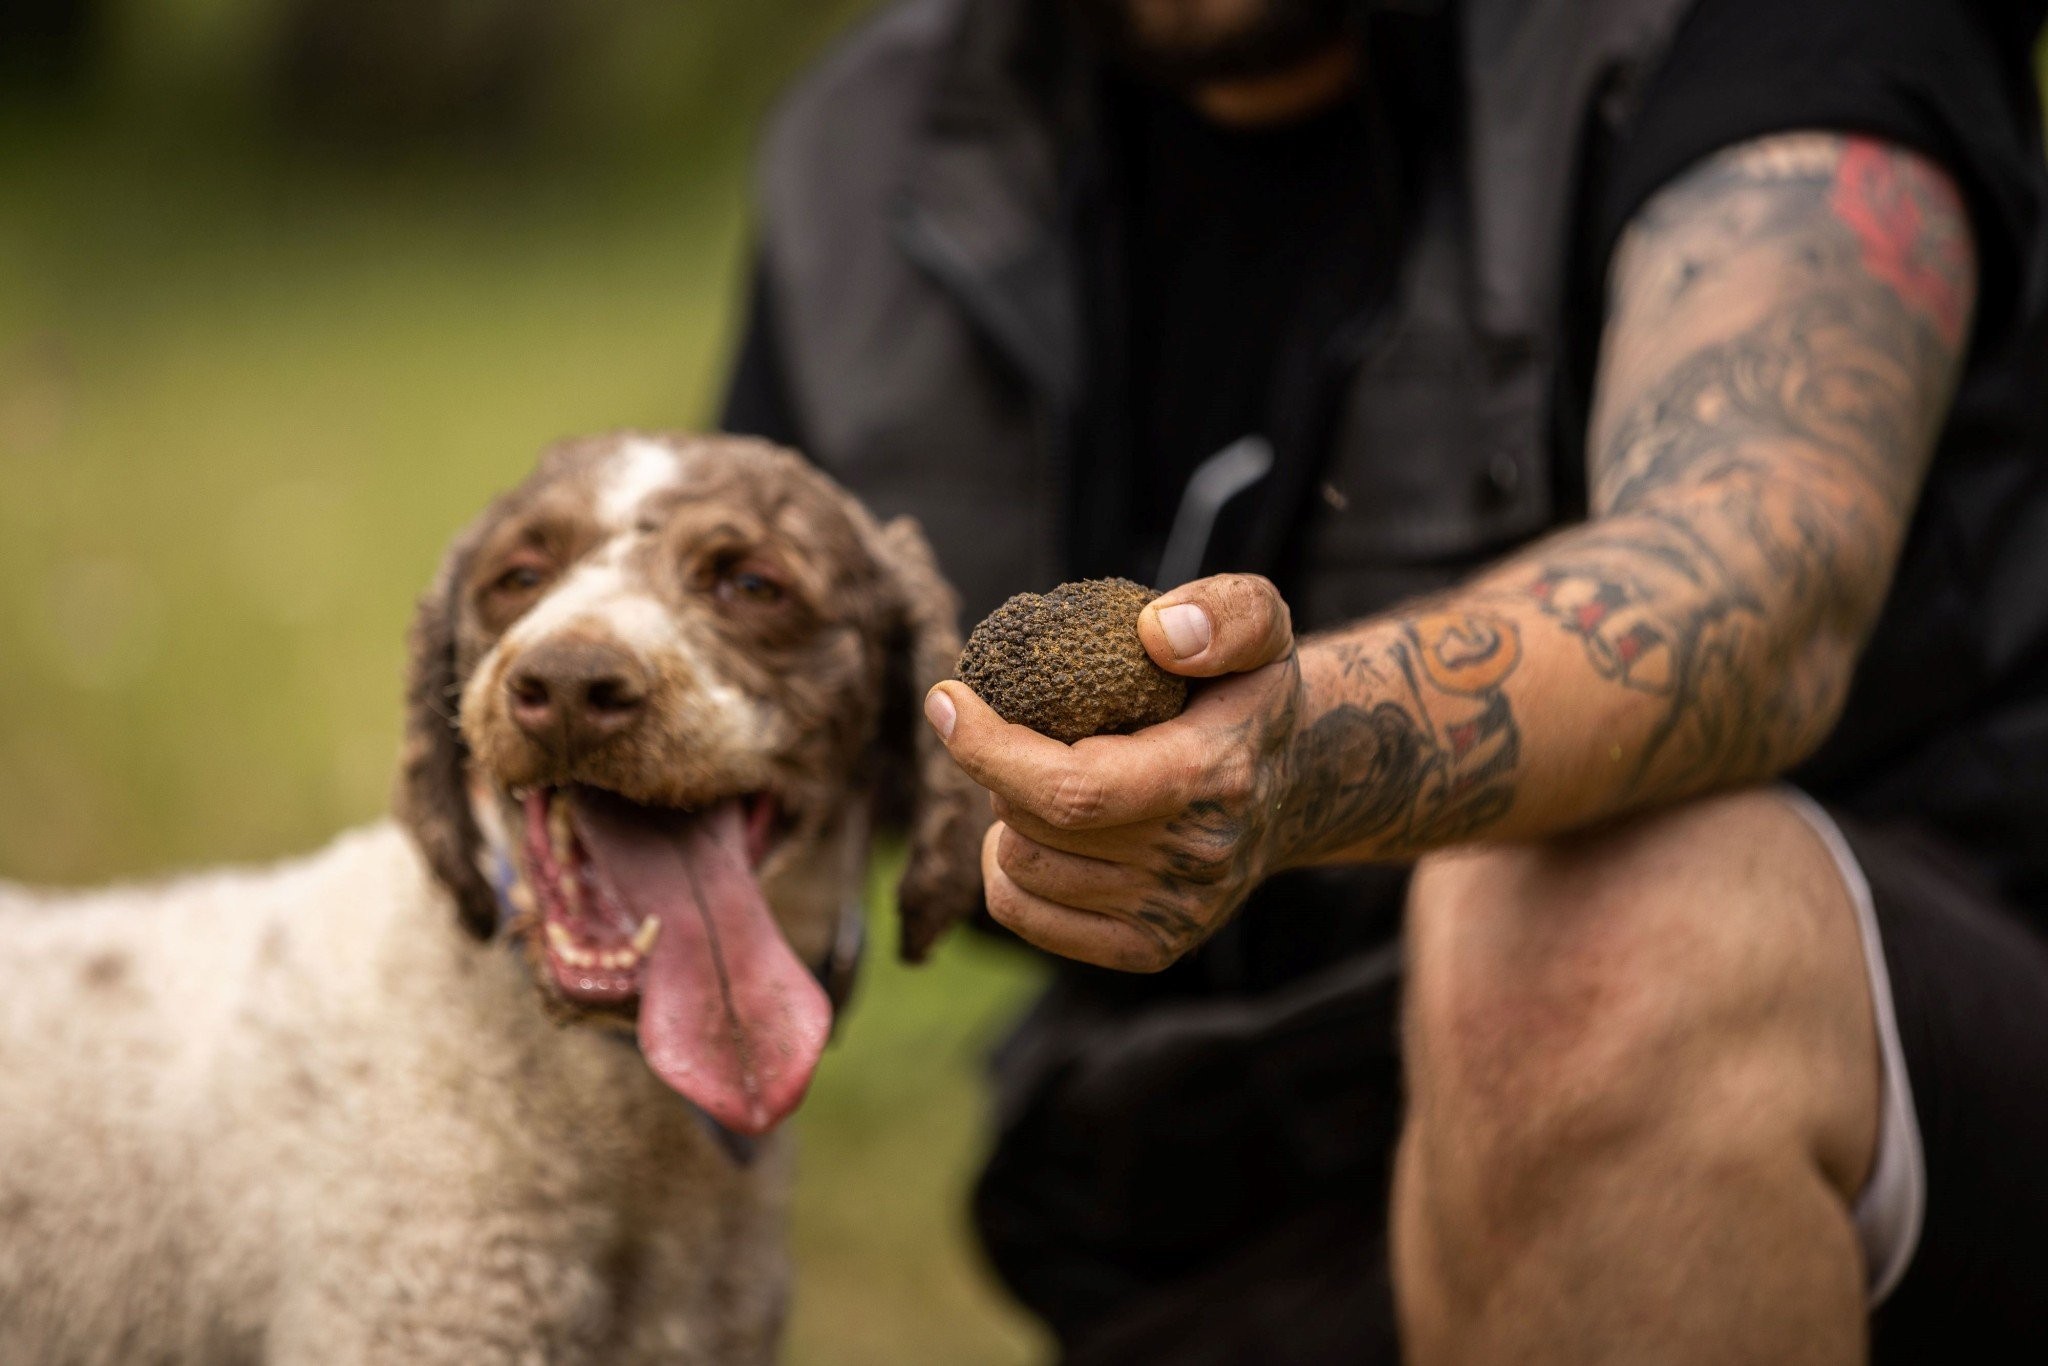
[1447,720,1481,758]
[1831,140,1970,348]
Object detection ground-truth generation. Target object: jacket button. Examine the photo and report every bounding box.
[1483,451,1522,502]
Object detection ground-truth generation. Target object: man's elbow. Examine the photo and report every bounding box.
[1772,591,1881,769]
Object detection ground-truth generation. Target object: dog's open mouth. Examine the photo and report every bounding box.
[519,785,830,1137]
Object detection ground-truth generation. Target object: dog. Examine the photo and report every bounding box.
[0,432,986,1364]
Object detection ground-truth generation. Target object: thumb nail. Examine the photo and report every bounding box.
[924,688,957,740]
[1157,603,1212,659]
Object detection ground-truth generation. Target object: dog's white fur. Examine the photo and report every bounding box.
[0,827,789,1364]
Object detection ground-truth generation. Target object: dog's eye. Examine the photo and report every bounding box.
[719,568,785,605]
[493,565,547,595]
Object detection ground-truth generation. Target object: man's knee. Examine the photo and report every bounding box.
[1401,790,1877,1203]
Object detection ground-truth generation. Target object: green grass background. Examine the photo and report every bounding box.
[0,3,1047,1362]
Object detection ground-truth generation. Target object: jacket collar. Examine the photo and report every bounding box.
[892,0,1091,412]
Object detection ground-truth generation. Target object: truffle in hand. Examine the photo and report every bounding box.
[956,578,1189,744]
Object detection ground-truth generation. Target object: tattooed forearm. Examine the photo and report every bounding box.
[1265,133,1974,866]
[1274,613,1522,864]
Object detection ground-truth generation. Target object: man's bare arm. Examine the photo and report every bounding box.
[1270,132,1975,867]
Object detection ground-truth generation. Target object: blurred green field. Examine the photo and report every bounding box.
[0,3,1047,1362]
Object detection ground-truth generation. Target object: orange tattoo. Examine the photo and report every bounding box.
[1411,611,1520,695]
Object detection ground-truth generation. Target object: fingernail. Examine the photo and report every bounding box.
[1158,603,1212,659]
[924,688,957,740]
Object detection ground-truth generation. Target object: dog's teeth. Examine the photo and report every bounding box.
[631,918,661,956]
[548,796,574,863]
[544,922,595,967]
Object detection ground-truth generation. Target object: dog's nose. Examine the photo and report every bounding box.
[505,639,650,752]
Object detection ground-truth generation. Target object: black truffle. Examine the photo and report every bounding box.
[956,578,1188,743]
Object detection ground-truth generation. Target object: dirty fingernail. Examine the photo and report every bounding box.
[924,688,957,739]
[1158,603,1211,659]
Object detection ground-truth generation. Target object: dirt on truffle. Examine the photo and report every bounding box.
[956,578,1188,743]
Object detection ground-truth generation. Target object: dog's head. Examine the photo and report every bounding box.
[395,432,984,1136]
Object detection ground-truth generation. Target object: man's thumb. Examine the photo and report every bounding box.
[1137,574,1294,678]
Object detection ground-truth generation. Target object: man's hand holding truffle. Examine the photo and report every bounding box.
[925,573,1304,971]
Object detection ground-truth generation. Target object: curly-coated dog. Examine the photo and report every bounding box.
[0,432,986,1364]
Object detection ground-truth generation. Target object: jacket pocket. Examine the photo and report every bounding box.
[1294,328,1556,627]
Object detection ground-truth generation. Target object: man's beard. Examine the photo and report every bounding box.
[1068,0,1356,89]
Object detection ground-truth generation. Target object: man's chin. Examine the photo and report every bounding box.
[1067,0,1354,92]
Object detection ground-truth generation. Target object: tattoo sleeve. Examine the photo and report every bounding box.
[1272,133,1976,868]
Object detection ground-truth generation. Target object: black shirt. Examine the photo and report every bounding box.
[1079,74,1385,581]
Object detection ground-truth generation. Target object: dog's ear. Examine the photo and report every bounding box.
[395,526,498,940]
[868,515,988,962]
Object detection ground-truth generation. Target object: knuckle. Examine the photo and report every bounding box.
[984,883,1025,929]
[1044,769,1107,829]
[1201,574,1288,660]
[1009,858,1058,902]
[1008,844,1045,886]
[1129,938,1177,974]
[1208,753,1257,808]
[1110,936,1151,972]
[1204,575,1254,627]
[1223,572,1274,616]
[1168,746,1211,795]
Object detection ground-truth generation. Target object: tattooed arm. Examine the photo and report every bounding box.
[1276,132,1973,867]
[925,133,1975,971]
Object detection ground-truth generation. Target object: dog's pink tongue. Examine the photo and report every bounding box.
[569,795,830,1136]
